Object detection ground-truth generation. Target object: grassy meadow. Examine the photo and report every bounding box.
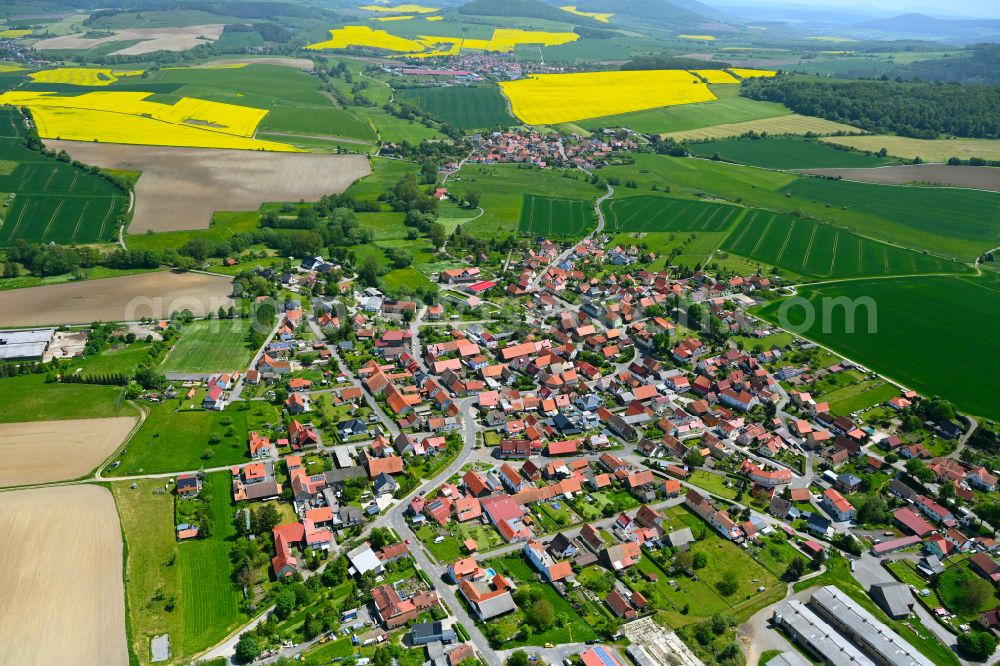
[518,194,595,237]
[0,372,125,423]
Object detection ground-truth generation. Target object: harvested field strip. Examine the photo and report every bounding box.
[801,164,1000,193]
[0,416,136,487]
[820,135,1000,163]
[664,114,861,141]
[0,270,235,326]
[0,485,128,666]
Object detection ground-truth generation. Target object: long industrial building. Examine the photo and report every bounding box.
[773,599,875,666]
[809,586,934,666]
[0,328,55,360]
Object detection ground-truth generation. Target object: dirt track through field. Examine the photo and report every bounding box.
[802,164,1000,193]
[0,270,233,326]
[32,24,225,54]
[0,485,127,666]
[47,141,371,232]
[0,417,136,487]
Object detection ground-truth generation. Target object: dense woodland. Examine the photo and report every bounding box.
[740,76,1000,139]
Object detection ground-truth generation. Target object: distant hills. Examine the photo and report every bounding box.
[555,0,728,28]
[457,0,605,26]
[854,12,1000,42]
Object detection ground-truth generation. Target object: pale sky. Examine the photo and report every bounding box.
[716,0,1000,19]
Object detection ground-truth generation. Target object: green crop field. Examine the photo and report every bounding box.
[518,194,594,237]
[399,85,515,130]
[578,86,791,134]
[0,109,127,245]
[453,163,599,238]
[160,319,255,374]
[754,274,1000,421]
[722,209,970,279]
[603,195,744,233]
[0,372,124,423]
[599,154,1000,261]
[689,137,901,170]
[781,177,1000,260]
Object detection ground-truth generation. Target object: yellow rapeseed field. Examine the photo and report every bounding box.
[424,15,444,21]
[306,26,426,52]
[501,70,716,125]
[0,63,26,72]
[307,26,577,54]
[28,68,144,86]
[728,68,777,78]
[374,15,414,21]
[679,34,715,40]
[560,6,613,22]
[0,29,32,38]
[359,4,439,13]
[0,91,296,151]
[690,69,740,84]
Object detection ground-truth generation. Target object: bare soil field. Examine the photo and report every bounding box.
[0,270,233,326]
[664,114,861,140]
[821,135,1000,162]
[32,24,225,54]
[197,57,314,70]
[0,485,127,666]
[47,141,371,232]
[0,417,136,487]
[803,164,1000,192]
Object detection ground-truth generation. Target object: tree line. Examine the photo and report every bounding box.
[740,75,1000,139]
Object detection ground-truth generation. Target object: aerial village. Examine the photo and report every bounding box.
[124,223,1000,666]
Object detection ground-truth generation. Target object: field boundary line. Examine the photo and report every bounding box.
[775,218,796,264]
[826,231,839,275]
[750,214,775,256]
[39,199,65,240]
[723,209,756,250]
[6,197,32,242]
[801,223,818,270]
[70,200,90,242]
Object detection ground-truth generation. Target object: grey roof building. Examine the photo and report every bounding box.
[411,621,456,646]
[773,600,875,666]
[809,585,933,666]
[666,527,694,549]
[765,653,811,666]
[869,582,916,619]
[0,328,55,360]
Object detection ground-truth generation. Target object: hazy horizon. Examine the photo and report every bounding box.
[710,0,1000,20]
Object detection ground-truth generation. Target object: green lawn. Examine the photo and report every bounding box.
[108,403,260,475]
[688,470,739,499]
[754,275,1000,422]
[71,342,157,375]
[0,372,125,423]
[160,319,255,374]
[688,137,901,170]
[824,380,900,416]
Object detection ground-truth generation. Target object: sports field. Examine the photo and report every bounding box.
[754,274,1000,421]
[518,194,594,237]
[722,209,968,279]
[689,137,900,170]
[603,195,743,233]
[160,319,254,374]
[0,109,127,245]
[399,85,514,129]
